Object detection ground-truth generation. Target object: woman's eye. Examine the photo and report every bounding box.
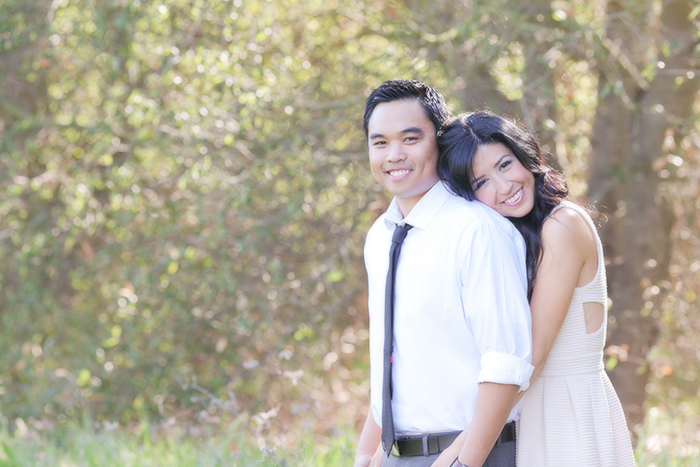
[500,160,512,170]
[472,179,486,191]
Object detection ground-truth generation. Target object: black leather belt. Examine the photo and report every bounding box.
[389,421,516,457]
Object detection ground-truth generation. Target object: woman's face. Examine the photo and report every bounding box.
[470,142,536,218]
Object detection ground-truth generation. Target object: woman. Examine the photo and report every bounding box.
[434,110,636,466]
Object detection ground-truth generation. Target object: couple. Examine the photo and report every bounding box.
[353,79,636,467]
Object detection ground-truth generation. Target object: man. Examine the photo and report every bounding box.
[353,79,533,467]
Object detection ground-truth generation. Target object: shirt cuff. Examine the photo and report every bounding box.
[478,352,534,391]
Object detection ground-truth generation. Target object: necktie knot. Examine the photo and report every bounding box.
[391,223,412,244]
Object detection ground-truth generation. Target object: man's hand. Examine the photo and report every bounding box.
[354,444,383,467]
[369,447,384,467]
[430,428,469,467]
[430,444,459,467]
[354,454,372,467]
[354,408,383,467]
[440,383,518,467]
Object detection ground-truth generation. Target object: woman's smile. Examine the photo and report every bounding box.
[470,143,535,218]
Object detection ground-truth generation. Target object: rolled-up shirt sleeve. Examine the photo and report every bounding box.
[479,352,534,390]
[461,219,534,390]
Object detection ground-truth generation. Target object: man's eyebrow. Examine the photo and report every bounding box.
[369,127,425,140]
[401,126,424,135]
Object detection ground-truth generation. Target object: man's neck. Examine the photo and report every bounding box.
[395,181,439,217]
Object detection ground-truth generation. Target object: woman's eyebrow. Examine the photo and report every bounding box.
[492,154,510,168]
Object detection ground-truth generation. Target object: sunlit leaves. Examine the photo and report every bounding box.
[2,0,694,445]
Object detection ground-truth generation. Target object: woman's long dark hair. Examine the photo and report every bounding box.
[437,110,568,299]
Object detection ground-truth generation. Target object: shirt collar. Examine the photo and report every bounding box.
[384,181,452,231]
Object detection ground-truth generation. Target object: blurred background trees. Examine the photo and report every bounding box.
[1,0,698,451]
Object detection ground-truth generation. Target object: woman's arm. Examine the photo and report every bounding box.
[517,208,598,400]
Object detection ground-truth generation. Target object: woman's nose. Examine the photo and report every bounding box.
[494,176,511,193]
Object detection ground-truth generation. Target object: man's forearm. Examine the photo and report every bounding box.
[354,407,382,467]
[456,383,519,467]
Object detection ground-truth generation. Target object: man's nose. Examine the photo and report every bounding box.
[387,143,406,162]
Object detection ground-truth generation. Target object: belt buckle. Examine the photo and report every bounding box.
[389,434,440,457]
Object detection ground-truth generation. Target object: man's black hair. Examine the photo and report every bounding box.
[362,79,450,138]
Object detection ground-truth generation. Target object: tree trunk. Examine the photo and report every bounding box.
[587,0,700,438]
[519,0,566,170]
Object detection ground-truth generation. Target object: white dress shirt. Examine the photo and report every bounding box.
[365,181,533,435]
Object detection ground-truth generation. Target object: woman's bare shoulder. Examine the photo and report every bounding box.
[542,204,596,250]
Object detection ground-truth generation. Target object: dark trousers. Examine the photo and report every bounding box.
[381,439,515,467]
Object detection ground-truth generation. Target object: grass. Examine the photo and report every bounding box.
[0,423,260,467]
[0,416,698,467]
[0,416,358,467]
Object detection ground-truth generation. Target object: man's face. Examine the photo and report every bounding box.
[367,99,440,216]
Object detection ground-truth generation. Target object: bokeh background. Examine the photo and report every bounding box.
[1,0,699,460]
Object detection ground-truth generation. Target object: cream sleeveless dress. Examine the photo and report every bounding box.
[516,202,636,466]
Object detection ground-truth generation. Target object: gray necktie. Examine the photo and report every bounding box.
[381,223,412,455]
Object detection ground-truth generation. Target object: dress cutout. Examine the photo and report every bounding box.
[516,202,636,466]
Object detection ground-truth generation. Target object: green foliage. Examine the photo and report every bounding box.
[0,0,402,428]
[2,0,486,439]
[0,0,698,454]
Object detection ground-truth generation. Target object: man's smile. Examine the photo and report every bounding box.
[385,168,412,177]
